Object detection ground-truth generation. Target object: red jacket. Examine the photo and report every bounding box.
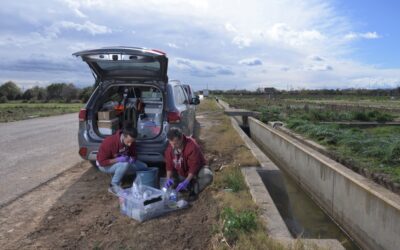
[97,130,137,167]
[164,135,206,177]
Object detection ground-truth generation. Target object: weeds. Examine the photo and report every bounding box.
[223,167,246,192]
[221,207,257,242]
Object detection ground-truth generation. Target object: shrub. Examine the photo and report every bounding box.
[0,96,8,103]
[352,111,370,121]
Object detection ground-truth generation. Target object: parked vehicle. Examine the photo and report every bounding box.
[182,84,200,105]
[73,47,199,165]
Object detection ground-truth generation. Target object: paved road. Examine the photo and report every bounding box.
[0,113,81,207]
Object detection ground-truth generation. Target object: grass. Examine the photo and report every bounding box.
[220,94,400,184]
[221,207,257,241]
[0,102,83,122]
[199,99,321,250]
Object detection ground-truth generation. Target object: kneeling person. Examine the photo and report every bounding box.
[164,127,213,200]
[96,127,148,195]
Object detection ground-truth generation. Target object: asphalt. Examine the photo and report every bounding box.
[0,113,82,207]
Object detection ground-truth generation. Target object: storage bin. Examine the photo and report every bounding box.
[118,185,165,222]
[136,167,159,188]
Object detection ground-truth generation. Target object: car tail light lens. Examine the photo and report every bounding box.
[79,109,87,122]
[167,111,181,123]
[150,49,166,55]
[79,147,87,158]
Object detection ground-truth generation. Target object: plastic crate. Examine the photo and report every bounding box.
[118,185,165,222]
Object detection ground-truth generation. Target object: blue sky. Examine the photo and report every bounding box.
[0,0,399,91]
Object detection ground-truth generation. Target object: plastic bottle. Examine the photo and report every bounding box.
[167,189,178,208]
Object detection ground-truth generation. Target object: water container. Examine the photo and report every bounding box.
[136,167,159,188]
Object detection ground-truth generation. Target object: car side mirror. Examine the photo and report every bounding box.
[192,96,200,105]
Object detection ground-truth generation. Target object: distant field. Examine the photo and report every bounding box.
[221,94,400,186]
[283,98,400,110]
[0,102,83,122]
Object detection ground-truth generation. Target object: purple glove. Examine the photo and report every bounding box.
[128,157,136,164]
[164,178,174,188]
[116,155,129,163]
[176,179,190,192]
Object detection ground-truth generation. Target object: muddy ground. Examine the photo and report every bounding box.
[0,105,235,250]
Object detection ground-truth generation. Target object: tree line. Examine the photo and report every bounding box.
[0,81,93,103]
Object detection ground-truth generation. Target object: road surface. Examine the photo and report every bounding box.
[0,113,81,207]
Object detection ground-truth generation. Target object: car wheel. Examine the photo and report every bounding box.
[90,160,99,170]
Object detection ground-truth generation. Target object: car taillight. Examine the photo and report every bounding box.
[79,109,87,122]
[79,147,87,158]
[167,111,181,123]
[150,49,166,55]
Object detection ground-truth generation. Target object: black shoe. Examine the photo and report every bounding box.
[188,191,198,202]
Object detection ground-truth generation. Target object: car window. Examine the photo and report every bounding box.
[174,86,187,105]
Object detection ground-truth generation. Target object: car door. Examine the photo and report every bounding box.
[173,85,191,135]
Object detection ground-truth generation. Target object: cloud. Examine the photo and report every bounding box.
[263,23,325,48]
[174,58,234,77]
[232,36,252,48]
[239,58,263,66]
[344,32,381,41]
[167,43,179,49]
[46,20,112,38]
[309,55,324,61]
[305,64,333,71]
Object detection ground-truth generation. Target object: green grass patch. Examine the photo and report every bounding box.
[221,207,257,242]
[221,95,400,184]
[0,102,82,122]
[223,167,246,192]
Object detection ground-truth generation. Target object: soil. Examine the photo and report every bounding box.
[0,107,227,250]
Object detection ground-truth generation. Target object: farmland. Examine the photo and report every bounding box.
[0,102,83,122]
[220,94,400,189]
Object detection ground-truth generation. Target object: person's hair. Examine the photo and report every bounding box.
[123,127,138,139]
[167,127,183,140]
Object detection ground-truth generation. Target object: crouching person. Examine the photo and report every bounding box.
[163,127,213,200]
[96,127,148,195]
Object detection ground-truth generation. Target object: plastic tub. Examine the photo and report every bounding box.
[136,167,159,188]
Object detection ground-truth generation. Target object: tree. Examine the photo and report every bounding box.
[61,83,78,102]
[46,83,67,101]
[0,81,21,100]
[78,86,93,102]
[22,86,47,100]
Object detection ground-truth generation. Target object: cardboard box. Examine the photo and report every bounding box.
[98,110,116,120]
[98,118,119,135]
[98,117,118,128]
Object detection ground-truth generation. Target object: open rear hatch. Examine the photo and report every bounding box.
[92,84,164,139]
[73,47,168,139]
[73,46,168,88]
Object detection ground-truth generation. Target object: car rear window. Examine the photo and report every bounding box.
[96,60,161,77]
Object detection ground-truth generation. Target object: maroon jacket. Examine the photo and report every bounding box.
[96,130,137,167]
[164,135,206,177]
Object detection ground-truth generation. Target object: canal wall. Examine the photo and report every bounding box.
[249,117,400,250]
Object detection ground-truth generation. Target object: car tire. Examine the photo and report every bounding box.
[90,160,99,170]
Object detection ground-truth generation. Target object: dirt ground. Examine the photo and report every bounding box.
[0,102,236,250]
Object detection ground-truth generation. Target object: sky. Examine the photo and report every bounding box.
[0,0,399,91]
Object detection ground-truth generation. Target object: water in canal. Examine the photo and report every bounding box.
[252,139,359,249]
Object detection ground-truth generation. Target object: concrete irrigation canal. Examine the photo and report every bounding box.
[218,99,400,250]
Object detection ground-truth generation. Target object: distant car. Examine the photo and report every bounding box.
[182,84,200,105]
[73,46,199,165]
